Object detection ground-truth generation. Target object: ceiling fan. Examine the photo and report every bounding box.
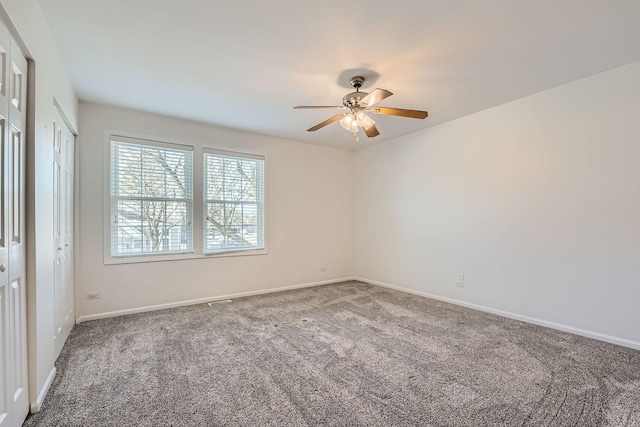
[294,76,428,142]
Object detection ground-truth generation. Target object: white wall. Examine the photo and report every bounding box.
[354,61,640,348]
[77,102,353,319]
[0,0,78,411]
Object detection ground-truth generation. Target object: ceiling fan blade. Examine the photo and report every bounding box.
[294,106,344,109]
[307,114,344,132]
[364,124,380,138]
[370,107,428,119]
[360,89,393,107]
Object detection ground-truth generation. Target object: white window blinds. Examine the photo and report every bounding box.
[111,138,194,256]
[204,150,265,253]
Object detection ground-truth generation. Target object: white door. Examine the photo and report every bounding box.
[53,108,75,358]
[0,19,28,427]
[63,129,75,340]
[0,19,12,427]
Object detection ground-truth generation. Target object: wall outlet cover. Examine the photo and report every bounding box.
[86,291,101,300]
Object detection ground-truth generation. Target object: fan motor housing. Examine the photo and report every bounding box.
[343,75,368,108]
[343,91,369,108]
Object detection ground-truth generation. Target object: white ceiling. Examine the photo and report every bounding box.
[40,0,640,149]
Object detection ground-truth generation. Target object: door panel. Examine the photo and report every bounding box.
[0,23,9,114]
[0,119,5,251]
[0,285,8,427]
[7,39,24,130]
[9,129,19,244]
[8,280,24,402]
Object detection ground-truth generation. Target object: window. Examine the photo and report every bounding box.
[204,150,265,253]
[110,138,193,257]
[106,135,266,263]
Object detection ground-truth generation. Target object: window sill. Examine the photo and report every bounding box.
[104,249,268,265]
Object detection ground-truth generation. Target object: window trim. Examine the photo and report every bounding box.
[103,131,268,265]
[107,135,195,259]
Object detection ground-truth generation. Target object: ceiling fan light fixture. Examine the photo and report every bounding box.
[356,111,375,130]
[339,113,358,133]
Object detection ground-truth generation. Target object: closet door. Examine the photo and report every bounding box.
[53,115,63,357]
[53,108,74,358]
[62,125,75,338]
[0,20,27,427]
[7,36,28,426]
[0,20,11,427]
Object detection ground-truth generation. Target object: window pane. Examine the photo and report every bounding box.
[114,200,191,255]
[225,203,243,247]
[206,156,224,201]
[241,203,258,246]
[223,158,242,201]
[115,147,142,197]
[205,202,243,249]
[115,199,143,254]
[240,159,257,202]
[205,202,225,250]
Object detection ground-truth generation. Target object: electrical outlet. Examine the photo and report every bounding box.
[86,291,101,300]
[455,271,465,288]
[320,266,327,272]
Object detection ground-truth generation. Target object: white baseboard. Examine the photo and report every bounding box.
[76,275,640,350]
[30,367,56,413]
[76,277,357,323]
[355,276,640,351]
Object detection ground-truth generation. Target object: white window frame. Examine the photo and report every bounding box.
[106,135,194,261]
[203,148,266,256]
[103,131,268,265]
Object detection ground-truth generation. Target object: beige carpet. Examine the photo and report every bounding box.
[24,281,640,426]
